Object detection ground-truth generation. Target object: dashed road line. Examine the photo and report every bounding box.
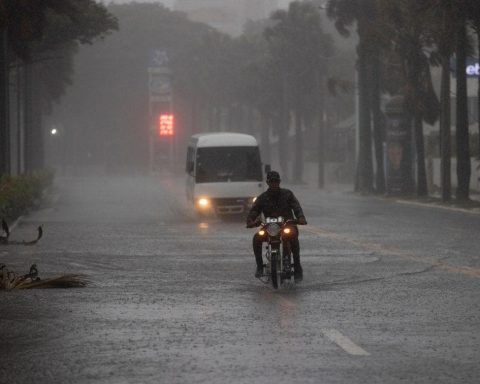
[321,328,370,356]
[270,295,370,357]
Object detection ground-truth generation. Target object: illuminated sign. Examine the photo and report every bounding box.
[158,114,174,136]
[451,58,480,77]
[466,63,480,76]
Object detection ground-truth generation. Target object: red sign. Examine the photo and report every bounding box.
[158,114,174,136]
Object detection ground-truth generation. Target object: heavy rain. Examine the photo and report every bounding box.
[1,1,480,383]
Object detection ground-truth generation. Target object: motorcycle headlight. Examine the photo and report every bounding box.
[266,223,281,236]
[283,228,291,234]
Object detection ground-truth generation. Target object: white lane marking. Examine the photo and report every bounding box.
[321,328,370,356]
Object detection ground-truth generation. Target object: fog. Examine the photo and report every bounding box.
[3,2,480,382]
[46,0,356,189]
[32,0,480,198]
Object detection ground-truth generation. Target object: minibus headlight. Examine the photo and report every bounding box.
[197,198,211,209]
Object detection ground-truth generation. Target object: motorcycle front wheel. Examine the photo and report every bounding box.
[271,252,279,289]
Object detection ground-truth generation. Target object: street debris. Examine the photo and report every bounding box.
[0,219,43,245]
[0,264,88,290]
[1,219,88,290]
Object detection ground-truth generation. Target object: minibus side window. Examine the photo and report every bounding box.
[186,147,195,175]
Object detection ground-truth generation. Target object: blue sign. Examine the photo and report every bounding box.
[466,62,480,76]
[450,57,479,77]
[149,49,169,68]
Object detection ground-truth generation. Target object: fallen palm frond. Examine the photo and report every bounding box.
[0,264,89,291]
[0,219,43,245]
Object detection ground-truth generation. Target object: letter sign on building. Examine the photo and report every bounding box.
[466,63,480,76]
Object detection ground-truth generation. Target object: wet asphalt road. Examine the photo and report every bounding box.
[1,175,480,384]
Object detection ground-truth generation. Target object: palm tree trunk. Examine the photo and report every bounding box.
[293,109,303,183]
[260,112,271,165]
[357,47,373,193]
[477,31,480,159]
[278,112,289,181]
[190,95,198,135]
[24,62,34,172]
[317,71,325,189]
[440,54,451,201]
[414,112,427,196]
[279,70,289,181]
[455,19,471,201]
[0,29,9,175]
[25,61,47,172]
[370,50,385,194]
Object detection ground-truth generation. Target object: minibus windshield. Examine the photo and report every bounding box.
[196,146,262,183]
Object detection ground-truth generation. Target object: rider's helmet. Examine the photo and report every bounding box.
[266,171,281,182]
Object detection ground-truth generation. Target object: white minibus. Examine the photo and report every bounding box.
[185,133,268,217]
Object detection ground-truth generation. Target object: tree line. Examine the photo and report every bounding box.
[0,0,117,175]
[326,0,480,201]
[3,1,479,202]
[50,2,350,181]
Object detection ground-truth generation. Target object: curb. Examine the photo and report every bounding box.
[392,199,480,215]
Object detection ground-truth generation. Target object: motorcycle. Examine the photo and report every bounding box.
[255,216,297,289]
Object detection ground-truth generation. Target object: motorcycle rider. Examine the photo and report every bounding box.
[246,171,307,280]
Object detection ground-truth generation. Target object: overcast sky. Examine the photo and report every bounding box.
[99,0,174,6]
[99,0,292,9]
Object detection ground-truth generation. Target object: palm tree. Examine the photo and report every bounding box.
[379,0,441,197]
[327,0,376,193]
[467,2,480,159]
[266,1,332,184]
[455,5,471,201]
[428,1,456,201]
[0,0,117,174]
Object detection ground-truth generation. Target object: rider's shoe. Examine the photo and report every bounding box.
[255,265,263,278]
[294,264,303,281]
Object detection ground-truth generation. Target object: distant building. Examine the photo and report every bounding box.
[174,0,281,35]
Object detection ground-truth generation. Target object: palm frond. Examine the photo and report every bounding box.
[16,274,89,289]
[1,264,89,290]
[0,220,44,245]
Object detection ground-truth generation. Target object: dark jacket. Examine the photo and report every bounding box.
[247,188,305,222]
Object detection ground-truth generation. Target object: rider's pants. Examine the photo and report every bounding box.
[252,226,300,268]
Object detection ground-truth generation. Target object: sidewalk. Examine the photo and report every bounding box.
[289,178,480,215]
[388,192,480,215]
